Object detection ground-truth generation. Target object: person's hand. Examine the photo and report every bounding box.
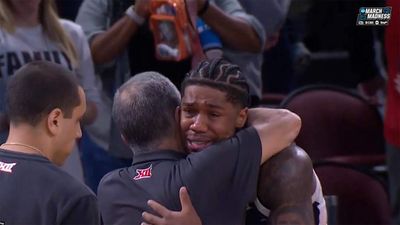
[134,0,151,18]
[395,73,400,94]
[141,187,202,225]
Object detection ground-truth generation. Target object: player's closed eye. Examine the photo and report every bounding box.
[209,112,221,118]
[182,108,197,117]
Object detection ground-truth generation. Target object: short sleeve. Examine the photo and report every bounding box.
[75,0,111,43]
[213,0,266,48]
[240,0,291,36]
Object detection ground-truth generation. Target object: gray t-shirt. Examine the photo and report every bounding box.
[0,19,105,148]
[209,0,266,99]
[0,19,101,112]
[239,0,291,36]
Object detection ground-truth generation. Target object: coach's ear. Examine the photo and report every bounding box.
[47,108,63,136]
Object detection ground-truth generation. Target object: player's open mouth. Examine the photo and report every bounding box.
[187,140,211,152]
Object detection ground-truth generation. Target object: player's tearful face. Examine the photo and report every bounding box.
[180,85,247,152]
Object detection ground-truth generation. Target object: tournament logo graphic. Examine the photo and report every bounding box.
[357,7,392,26]
[133,165,152,180]
[0,161,16,173]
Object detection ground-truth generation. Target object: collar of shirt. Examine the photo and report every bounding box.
[131,150,187,165]
[0,148,49,163]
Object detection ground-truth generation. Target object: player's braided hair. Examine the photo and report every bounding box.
[181,58,250,107]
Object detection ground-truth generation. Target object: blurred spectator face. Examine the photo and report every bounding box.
[8,0,42,14]
[180,85,246,152]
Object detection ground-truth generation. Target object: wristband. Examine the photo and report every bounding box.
[125,6,145,26]
[198,0,210,16]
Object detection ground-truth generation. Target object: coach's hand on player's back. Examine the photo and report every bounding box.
[142,187,202,225]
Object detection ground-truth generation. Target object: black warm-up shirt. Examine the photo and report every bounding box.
[98,127,262,225]
[0,149,101,225]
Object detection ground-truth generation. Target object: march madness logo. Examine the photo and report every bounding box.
[357,7,392,26]
[133,165,152,180]
[0,161,16,173]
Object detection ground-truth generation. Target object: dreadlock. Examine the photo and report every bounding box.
[181,58,250,107]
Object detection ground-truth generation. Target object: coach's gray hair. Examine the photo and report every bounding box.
[112,72,181,153]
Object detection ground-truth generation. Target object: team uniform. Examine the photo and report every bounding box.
[0,149,100,225]
[246,171,327,225]
[98,127,261,225]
